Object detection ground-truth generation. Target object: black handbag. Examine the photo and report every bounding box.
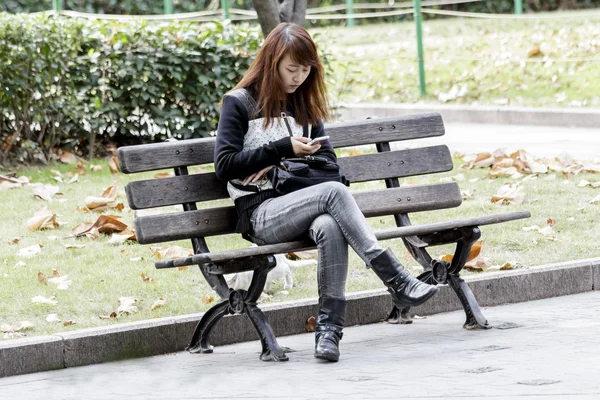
[225,88,349,195]
[268,155,349,195]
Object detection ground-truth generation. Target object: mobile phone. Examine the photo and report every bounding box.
[307,136,329,145]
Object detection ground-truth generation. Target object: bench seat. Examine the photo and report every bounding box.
[155,211,530,271]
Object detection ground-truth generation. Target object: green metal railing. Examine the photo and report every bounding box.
[413,0,426,96]
[164,0,173,15]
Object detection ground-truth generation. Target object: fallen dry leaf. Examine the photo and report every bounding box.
[117,297,139,315]
[129,257,143,262]
[90,164,103,172]
[27,207,60,231]
[14,261,26,268]
[82,182,121,212]
[474,152,494,168]
[52,268,60,276]
[590,194,600,204]
[47,275,72,290]
[31,295,57,305]
[578,179,600,188]
[63,320,75,327]
[46,314,61,323]
[441,254,453,262]
[109,156,120,174]
[466,259,489,270]
[151,245,194,260]
[74,161,86,175]
[546,218,557,227]
[463,260,486,271]
[60,151,77,164]
[8,237,20,245]
[56,173,79,184]
[287,250,317,260]
[17,244,43,258]
[31,184,61,202]
[70,215,128,238]
[527,45,542,58]
[141,273,155,283]
[467,240,483,262]
[1,321,34,338]
[305,316,316,332]
[84,196,116,210]
[538,226,555,235]
[462,189,474,200]
[201,294,215,304]
[556,152,574,167]
[492,184,525,205]
[101,183,118,199]
[583,163,600,173]
[107,230,136,245]
[154,172,171,179]
[151,298,166,311]
[37,271,48,285]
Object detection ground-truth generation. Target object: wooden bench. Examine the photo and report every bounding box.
[118,113,530,362]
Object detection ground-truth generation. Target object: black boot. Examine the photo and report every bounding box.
[370,248,439,308]
[314,297,346,362]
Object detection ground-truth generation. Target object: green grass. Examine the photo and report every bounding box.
[312,11,600,108]
[1,150,599,340]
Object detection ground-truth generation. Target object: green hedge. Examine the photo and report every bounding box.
[0,14,261,164]
[1,0,246,15]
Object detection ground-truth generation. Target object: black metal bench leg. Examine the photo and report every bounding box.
[187,300,230,354]
[447,274,491,330]
[244,303,291,361]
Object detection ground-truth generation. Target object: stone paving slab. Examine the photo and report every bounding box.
[1,291,599,399]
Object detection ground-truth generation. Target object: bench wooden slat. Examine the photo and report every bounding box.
[124,145,452,210]
[327,112,444,148]
[339,145,452,183]
[118,113,444,173]
[125,173,228,210]
[134,182,462,244]
[154,211,531,269]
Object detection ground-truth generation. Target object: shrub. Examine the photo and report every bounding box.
[0,14,261,165]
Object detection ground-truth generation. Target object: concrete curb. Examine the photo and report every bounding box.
[1,257,599,378]
[336,103,600,128]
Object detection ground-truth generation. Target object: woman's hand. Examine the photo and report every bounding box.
[242,165,274,186]
[292,137,321,156]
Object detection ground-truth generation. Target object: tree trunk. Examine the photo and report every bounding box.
[251,0,307,37]
[558,0,572,10]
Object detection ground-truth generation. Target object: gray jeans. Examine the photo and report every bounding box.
[248,181,385,300]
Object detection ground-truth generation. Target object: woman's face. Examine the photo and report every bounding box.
[278,54,311,93]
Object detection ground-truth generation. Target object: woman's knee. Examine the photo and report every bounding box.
[309,214,344,242]
[317,181,352,202]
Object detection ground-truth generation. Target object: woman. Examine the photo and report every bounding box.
[214,23,438,362]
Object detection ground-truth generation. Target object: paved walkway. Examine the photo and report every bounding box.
[407,123,600,161]
[2,291,599,399]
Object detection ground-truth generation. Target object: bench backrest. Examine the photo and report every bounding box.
[119,113,462,245]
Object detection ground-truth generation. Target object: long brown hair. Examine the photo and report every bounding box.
[233,23,331,128]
